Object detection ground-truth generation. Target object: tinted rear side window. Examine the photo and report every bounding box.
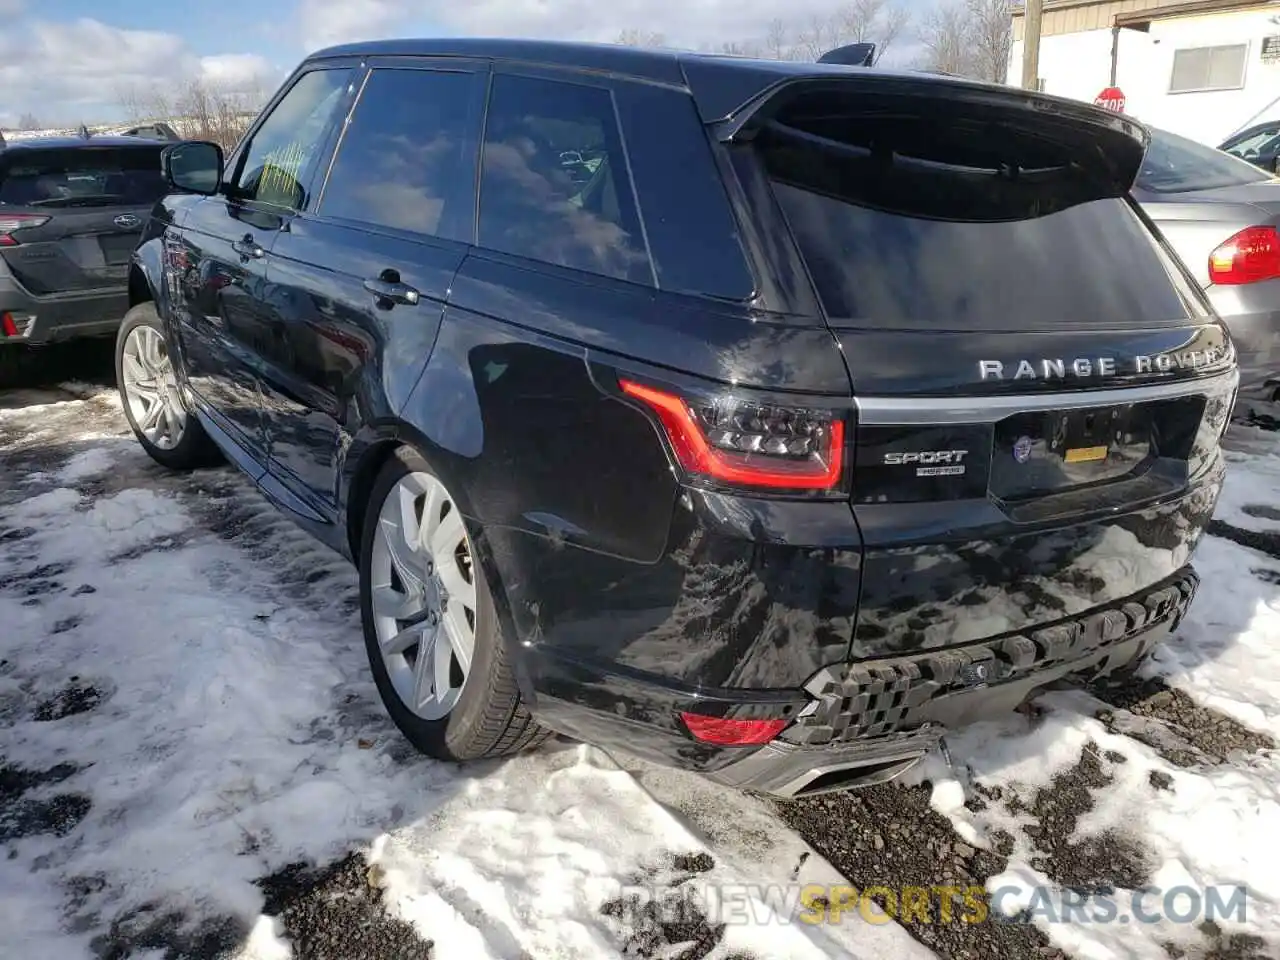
[761,112,1197,331]
[0,146,166,207]
[319,67,482,242]
[615,82,754,300]
[478,73,652,285]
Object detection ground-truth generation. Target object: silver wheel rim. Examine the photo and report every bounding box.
[121,324,186,450]
[371,471,478,721]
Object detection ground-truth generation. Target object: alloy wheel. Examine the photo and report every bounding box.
[370,471,478,721]
[120,325,186,450]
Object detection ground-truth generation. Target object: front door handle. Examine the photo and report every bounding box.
[363,270,420,306]
[232,234,264,260]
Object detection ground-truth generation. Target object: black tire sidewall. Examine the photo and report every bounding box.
[114,302,212,470]
[358,446,505,759]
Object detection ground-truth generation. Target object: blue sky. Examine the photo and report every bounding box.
[0,0,927,128]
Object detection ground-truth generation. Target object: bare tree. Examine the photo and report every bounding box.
[616,3,915,66]
[917,2,978,76]
[615,28,666,47]
[966,0,1014,82]
[115,74,265,151]
[16,112,40,131]
[832,0,911,63]
[763,19,793,60]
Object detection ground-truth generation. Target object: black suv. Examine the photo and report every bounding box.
[116,39,1236,799]
[0,133,174,372]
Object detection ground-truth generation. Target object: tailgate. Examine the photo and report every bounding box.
[745,76,1237,659]
[0,205,154,293]
[0,143,166,294]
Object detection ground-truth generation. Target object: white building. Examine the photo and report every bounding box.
[1009,0,1280,144]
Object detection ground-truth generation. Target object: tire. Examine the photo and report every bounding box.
[0,344,37,388]
[359,446,549,762]
[115,302,222,471]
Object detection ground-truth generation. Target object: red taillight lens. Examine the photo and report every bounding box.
[619,379,845,492]
[1209,226,1280,285]
[0,213,50,246]
[680,711,788,746]
[1,312,17,337]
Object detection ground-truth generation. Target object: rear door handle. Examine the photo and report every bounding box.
[363,271,420,306]
[232,234,263,260]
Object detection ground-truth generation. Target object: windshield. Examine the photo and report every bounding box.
[1136,127,1271,193]
[0,146,167,208]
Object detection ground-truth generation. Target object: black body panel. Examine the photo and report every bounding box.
[128,38,1236,797]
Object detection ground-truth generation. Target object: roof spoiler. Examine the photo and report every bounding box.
[817,43,876,67]
[707,73,1152,189]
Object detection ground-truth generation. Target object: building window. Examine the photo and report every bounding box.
[1169,44,1248,93]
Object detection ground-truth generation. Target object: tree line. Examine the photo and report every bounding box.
[9,2,1012,139]
[618,0,1013,82]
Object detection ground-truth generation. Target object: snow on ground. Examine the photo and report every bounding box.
[0,384,931,960]
[4,375,1280,960]
[913,422,1280,960]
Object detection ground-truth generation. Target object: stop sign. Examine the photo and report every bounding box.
[1094,86,1126,113]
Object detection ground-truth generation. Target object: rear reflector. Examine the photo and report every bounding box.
[679,711,788,746]
[1209,226,1280,285]
[0,213,51,246]
[619,379,845,492]
[1,312,16,337]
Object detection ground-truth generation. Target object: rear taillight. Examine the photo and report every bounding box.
[0,213,50,247]
[680,711,788,746]
[619,379,845,492]
[1209,226,1280,285]
[1,312,17,337]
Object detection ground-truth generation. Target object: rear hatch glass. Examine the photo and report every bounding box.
[752,85,1232,510]
[759,98,1202,334]
[0,144,166,294]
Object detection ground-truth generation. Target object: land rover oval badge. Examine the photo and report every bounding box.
[1013,436,1033,463]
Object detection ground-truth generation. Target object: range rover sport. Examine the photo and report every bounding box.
[115,39,1236,799]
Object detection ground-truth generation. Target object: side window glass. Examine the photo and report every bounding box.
[235,69,349,210]
[478,73,652,285]
[319,68,480,241]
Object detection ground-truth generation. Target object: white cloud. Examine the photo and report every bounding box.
[297,0,413,52]
[298,0,921,57]
[199,53,278,93]
[0,17,279,129]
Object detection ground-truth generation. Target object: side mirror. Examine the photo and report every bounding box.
[161,140,224,196]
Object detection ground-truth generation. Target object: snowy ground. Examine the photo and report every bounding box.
[1,352,1278,960]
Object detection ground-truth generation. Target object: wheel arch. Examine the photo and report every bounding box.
[342,420,539,706]
[128,238,167,310]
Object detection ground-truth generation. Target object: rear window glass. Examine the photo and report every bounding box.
[760,114,1197,331]
[0,146,167,208]
[1137,126,1272,193]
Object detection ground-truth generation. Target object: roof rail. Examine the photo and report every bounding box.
[817,42,876,67]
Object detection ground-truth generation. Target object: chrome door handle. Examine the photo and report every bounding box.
[232,234,263,259]
[363,274,420,306]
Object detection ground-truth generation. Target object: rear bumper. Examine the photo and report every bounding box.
[1205,285,1280,405]
[523,562,1199,796]
[0,272,127,345]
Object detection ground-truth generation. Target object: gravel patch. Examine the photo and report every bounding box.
[1093,676,1275,766]
[257,854,433,960]
[776,783,1067,960]
[1017,745,1153,892]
